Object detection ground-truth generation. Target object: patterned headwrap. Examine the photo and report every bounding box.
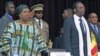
[15,4,29,16]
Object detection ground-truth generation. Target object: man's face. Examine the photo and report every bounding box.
[30,10,35,18]
[35,10,43,19]
[19,8,30,21]
[6,4,15,15]
[75,3,85,17]
[62,10,68,19]
[89,13,98,24]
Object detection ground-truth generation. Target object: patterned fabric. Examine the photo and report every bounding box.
[0,20,48,56]
[91,32,98,56]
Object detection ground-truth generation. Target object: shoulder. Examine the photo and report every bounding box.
[0,14,9,24]
[0,14,9,22]
[7,20,17,27]
[42,20,48,24]
[0,15,6,20]
[97,24,100,28]
[85,20,90,25]
[1,13,7,19]
[42,20,49,26]
[64,16,74,23]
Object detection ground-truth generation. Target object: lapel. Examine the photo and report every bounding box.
[42,20,45,30]
[97,24,100,39]
[71,16,78,32]
[90,23,99,37]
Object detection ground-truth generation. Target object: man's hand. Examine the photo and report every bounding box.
[0,53,2,56]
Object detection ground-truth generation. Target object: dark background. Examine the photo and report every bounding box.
[0,0,100,41]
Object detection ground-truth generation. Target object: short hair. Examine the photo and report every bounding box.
[64,8,73,13]
[64,8,72,11]
[64,8,73,16]
[73,1,83,9]
[88,12,97,18]
[5,1,14,9]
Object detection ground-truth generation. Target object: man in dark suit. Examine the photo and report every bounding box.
[53,28,63,49]
[0,1,15,38]
[0,1,15,56]
[63,1,91,56]
[88,12,100,51]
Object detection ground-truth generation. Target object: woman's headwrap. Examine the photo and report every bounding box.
[15,4,29,16]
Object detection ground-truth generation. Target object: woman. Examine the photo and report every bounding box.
[1,4,47,56]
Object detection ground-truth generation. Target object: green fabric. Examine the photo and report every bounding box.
[21,31,30,51]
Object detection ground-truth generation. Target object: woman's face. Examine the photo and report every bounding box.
[19,8,30,21]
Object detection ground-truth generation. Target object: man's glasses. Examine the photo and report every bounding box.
[35,11,43,14]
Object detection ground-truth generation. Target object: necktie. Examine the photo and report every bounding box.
[38,20,41,26]
[79,19,87,56]
[79,19,86,36]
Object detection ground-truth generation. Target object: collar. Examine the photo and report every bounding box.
[73,14,84,21]
[34,17,42,22]
[90,23,97,27]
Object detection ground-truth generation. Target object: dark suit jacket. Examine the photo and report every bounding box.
[63,16,88,56]
[0,13,13,38]
[53,35,63,49]
[88,23,100,51]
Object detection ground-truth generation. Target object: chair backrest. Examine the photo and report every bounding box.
[48,48,70,56]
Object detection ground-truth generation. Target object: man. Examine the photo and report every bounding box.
[88,12,100,51]
[63,1,91,56]
[62,8,73,20]
[0,1,15,56]
[0,1,15,38]
[31,4,49,43]
[53,28,63,49]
